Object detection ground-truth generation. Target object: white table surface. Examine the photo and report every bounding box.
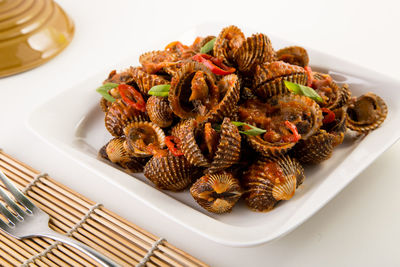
[1,0,400,266]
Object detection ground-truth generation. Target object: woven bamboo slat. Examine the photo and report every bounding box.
[0,150,208,267]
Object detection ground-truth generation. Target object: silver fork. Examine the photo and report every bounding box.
[0,171,120,267]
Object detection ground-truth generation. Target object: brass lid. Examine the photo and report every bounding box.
[0,0,74,77]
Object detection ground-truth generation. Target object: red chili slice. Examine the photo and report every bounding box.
[304,66,314,87]
[283,120,301,143]
[192,53,236,75]
[118,84,146,112]
[165,136,184,157]
[322,108,336,124]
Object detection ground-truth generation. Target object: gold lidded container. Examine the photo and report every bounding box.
[0,0,74,77]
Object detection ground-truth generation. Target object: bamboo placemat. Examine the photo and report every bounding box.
[0,150,208,267]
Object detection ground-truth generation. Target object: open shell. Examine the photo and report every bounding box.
[105,99,149,137]
[146,96,174,128]
[276,46,309,67]
[144,151,199,191]
[175,118,241,172]
[312,72,350,109]
[123,121,166,157]
[290,130,335,164]
[322,106,347,147]
[139,50,179,74]
[242,94,323,157]
[129,66,169,95]
[253,61,307,99]
[169,61,217,119]
[206,74,240,123]
[233,33,275,73]
[243,155,305,212]
[214,25,245,64]
[190,172,242,214]
[346,92,388,133]
[99,138,148,173]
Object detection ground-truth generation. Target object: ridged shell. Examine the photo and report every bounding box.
[253,61,307,99]
[233,33,275,72]
[104,69,134,84]
[245,94,323,157]
[346,92,388,133]
[276,46,309,67]
[129,66,169,95]
[168,61,217,119]
[175,118,241,171]
[193,35,216,53]
[243,156,305,212]
[322,106,347,147]
[214,25,245,64]
[100,97,111,112]
[105,99,149,137]
[105,137,132,164]
[190,172,242,214]
[290,130,335,164]
[146,96,174,128]
[313,72,347,109]
[99,138,147,173]
[144,152,199,191]
[123,121,166,157]
[206,74,240,123]
[207,117,242,173]
[139,50,179,74]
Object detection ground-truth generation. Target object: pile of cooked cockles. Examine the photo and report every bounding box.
[97,25,387,214]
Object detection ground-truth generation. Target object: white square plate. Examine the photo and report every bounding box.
[27,23,400,247]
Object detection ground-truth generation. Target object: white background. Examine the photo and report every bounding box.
[1,0,400,266]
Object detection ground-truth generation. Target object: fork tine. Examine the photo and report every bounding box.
[0,171,36,212]
[0,202,18,225]
[0,186,26,219]
[0,216,11,231]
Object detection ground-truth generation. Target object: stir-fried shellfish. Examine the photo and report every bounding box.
[144,151,200,191]
[346,92,388,133]
[243,156,305,212]
[190,172,242,213]
[174,117,241,173]
[96,24,388,215]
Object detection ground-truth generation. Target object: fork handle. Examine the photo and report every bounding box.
[39,229,120,266]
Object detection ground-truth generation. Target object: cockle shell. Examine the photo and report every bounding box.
[242,155,305,212]
[214,25,245,64]
[276,46,309,67]
[190,172,242,214]
[244,94,323,157]
[174,118,241,172]
[253,61,308,99]
[322,106,347,147]
[290,130,335,164]
[193,35,216,53]
[139,50,180,74]
[123,121,166,157]
[99,138,147,173]
[206,74,240,123]
[312,72,350,109]
[129,66,169,95]
[100,97,111,112]
[144,151,200,191]
[105,99,149,137]
[146,96,174,128]
[346,92,388,133]
[233,33,275,73]
[168,61,217,119]
[104,69,134,84]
